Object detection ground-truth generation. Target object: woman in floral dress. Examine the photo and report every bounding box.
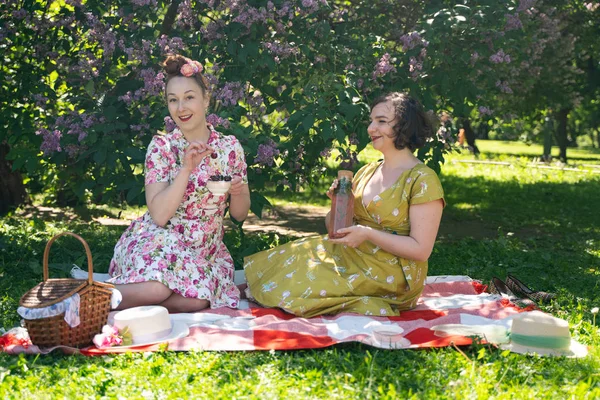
[244,92,444,317]
[109,55,250,312]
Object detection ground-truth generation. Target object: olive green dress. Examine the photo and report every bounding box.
[244,162,445,317]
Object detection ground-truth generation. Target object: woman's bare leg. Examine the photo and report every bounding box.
[115,281,173,310]
[158,293,210,313]
[237,283,248,299]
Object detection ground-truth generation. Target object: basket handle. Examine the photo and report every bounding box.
[43,232,94,285]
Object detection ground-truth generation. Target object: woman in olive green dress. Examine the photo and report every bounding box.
[244,92,445,317]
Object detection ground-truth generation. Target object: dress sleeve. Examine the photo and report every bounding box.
[144,135,174,185]
[230,138,248,184]
[409,168,446,207]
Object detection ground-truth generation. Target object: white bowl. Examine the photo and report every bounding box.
[206,181,231,195]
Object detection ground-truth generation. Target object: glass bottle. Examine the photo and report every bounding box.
[328,170,354,239]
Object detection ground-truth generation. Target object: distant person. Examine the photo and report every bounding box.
[458,128,466,147]
[243,92,445,317]
[108,54,250,312]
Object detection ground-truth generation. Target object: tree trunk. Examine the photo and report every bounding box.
[0,141,28,214]
[160,0,182,36]
[460,118,480,155]
[554,108,570,163]
[542,114,553,162]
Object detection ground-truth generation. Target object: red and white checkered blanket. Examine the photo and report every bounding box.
[2,276,528,355]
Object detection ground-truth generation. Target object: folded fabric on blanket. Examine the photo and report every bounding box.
[2,276,527,355]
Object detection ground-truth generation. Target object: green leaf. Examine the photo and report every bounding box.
[84,80,95,96]
[249,192,272,219]
[94,147,107,164]
[339,103,360,120]
[104,106,117,121]
[302,115,315,131]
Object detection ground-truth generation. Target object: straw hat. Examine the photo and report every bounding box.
[112,306,189,348]
[500,311,588,358]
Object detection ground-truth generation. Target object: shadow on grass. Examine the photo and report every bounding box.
[0,341,597,397]
[440,173,600,238]
[433,172,600,308]
[1,163,599,329]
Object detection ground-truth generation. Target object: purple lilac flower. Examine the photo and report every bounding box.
[132,0,157,6]
[206,114,231,129]
[65,144,84,158]
[130,124,150,135]
[136,69,165,99]
[33,94,48,107]
[489,49,511,64]
[119,92,133,105]
[262,41,300,59]
[495,80,513,94]
[518,0,537,12]
[81,113,96,129]
[164,116,177,132]
[215,82,247,107]
[202,21,224,41]
[12,9,28,19]
[478,106,493,116]
[177,0,195,28]
[156,35,186,55]
[233,6,268,29]
[372,53,396,80]
[300,0,323,14]
[255,140,280,167]
[504,14,523,31]
[399,32,429,51]
[320,147,331,158]
[247,94,264,109]
[37,129,62,155]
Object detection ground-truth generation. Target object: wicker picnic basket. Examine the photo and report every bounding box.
[19,232,114,348]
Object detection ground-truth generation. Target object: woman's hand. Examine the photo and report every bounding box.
[182,141,214,173]
[328,225,372,248]
[326,179,339,200]
[229,176,249,196]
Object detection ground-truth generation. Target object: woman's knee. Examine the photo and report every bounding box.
[145,281,173,302]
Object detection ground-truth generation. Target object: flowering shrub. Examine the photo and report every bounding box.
[1,0,596,211]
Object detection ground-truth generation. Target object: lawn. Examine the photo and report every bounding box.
[1,140,599,399]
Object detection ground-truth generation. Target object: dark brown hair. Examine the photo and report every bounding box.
[163,54,209,96]
[372,92,434,151]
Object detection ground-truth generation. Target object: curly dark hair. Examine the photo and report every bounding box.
[372,92,434,151]
[162,54,209,96]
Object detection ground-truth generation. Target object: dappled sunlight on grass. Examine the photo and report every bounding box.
[1,140,599,397]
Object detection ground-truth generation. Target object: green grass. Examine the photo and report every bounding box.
[1,140,600,398]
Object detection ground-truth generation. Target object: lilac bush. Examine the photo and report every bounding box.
[1,0,596,211]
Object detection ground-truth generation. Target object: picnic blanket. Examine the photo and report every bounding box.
[1,275,530,355]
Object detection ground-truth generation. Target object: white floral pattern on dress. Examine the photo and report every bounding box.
[109,126,246,309]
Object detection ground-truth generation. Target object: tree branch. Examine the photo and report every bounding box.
[161,0,182,37]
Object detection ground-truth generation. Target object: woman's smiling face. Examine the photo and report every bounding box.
[166,76,209,133]
[367,100,397,152]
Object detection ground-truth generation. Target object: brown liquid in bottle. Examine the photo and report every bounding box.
[328,170,354,239]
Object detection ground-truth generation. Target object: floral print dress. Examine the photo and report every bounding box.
[244,162,445,318]
[109,126,247,309]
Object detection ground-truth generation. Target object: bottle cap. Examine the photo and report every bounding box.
[337,170,353,180]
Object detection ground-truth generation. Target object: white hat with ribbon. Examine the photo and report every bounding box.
[108,306,189,348]
[500,311,588,358]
